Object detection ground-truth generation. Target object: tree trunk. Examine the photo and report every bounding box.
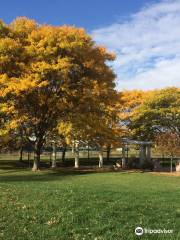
[98,149,103,168]
[122,146,126,168]
[32,151,40,171]
[87,144,90,160]
[72,141,79,168]
[62,145,67,163]
[170,156,173,172]
[32,140,42,171]
[51,142,57,168]
[106,145,111,161]
[19,146,23,162]
[74,152,79,168]
[49,152,52,165]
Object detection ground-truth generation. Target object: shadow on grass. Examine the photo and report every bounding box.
[0,160,101,182]
[0,169,99,183]
[0,159,145,183]
[0,160,33,170]
[0,158,118,170]
[0,168,147,183]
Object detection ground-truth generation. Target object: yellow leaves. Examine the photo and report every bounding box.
[1,76,36,95]
[0,103,14,114]
[117,90,147,121]
[0,20,9,38]
[31,57,72,73]
[0,37,24,77]
[0,37,21,55]
[0,74,9,96]
[46,217,59,226]
[0,73,8,83]
[57,121,75,145]
[119,90,146,107]
[31,61,52,74]
[30,58,73,86]
[58,25,90,44]
[7,119,19,130]
[58,121,73,136]
[96,46,116,61]
[38,80,49,88]
[0,118,18,137]
[0,17,118,149]
[27,25,91,59]
[10,17,37,35]
[56,57,73,70]
[0,130,9,137]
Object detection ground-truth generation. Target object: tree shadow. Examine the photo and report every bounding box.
[0,160,31,170]
[0,161,101,182]
[0,160,146,183]
[0,170,98,183]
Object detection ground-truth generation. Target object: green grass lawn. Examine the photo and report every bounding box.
[0,161,180,240]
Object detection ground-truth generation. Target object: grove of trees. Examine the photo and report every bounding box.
[0,17,180,171]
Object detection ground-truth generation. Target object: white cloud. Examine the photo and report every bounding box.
[91,0,180,90]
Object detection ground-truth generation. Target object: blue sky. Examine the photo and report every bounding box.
[1,0,180,90]
[1,0,152,31]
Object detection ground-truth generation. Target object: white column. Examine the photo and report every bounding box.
[73,141,79,168]
[98,149,103,168]
[122,146,126,167]
[74,152,79,168]
[51,142,57,168]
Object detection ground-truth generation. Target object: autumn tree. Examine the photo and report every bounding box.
[0,17,116,171]
[129,88,180,141]
[155,132,180,172]
[0,93,10,150]
[58,98,122,168]
[45,129,68,168]
[117,90,146,137]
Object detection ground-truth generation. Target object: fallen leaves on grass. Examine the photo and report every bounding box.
[46,217,59,226]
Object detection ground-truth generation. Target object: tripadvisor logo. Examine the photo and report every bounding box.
[135,227,143,236]
[135,226,173,236]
